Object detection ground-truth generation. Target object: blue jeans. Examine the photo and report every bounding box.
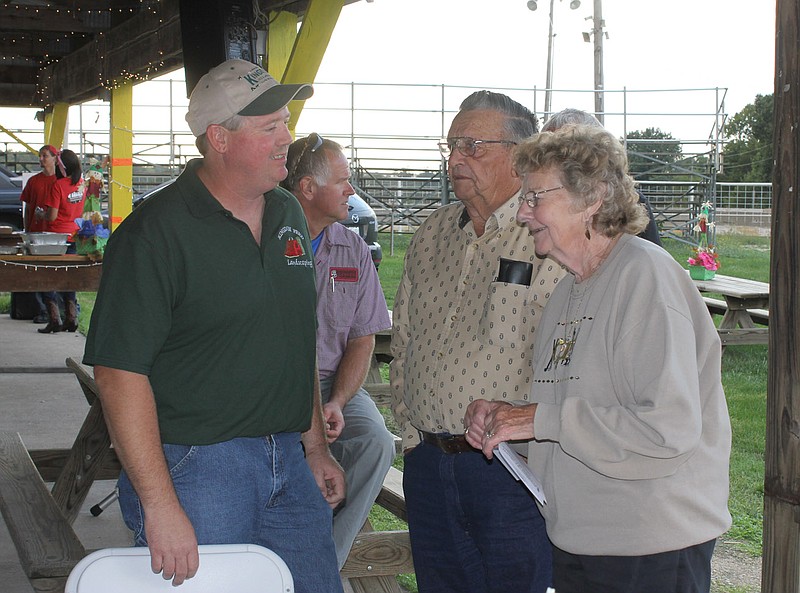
[403,441,553,593]
[320,377,395,569]
[117,433,343,593]
[552,539,716,593]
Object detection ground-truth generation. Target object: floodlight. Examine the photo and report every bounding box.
[527,0,538,11]
[569,0,581,8]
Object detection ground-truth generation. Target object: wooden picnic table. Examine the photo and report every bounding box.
[0,356,411,593]
[0,255,102,292]
[692,273,770,346]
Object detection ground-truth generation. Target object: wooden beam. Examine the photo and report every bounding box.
[0,7,101,34]
[0,65,38,85]
[340,531,414,579]
[375,466,406,522]
[0,32,83,61]
[30,449,121,483]
[49,397,115,524]
[0,432,86,579]
[762,0,800,591]
[0,84,39,108]
[46,0,182,107]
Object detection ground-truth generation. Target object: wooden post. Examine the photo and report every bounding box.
[762,0,800,590]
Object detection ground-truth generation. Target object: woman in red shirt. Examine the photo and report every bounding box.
[37,149,86,333]
[20,145,58,232]
[20,145,59,323]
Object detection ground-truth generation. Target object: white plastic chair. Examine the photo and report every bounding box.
[65,544,293,593]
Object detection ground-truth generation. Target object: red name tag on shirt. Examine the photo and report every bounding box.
[329,267,359,282]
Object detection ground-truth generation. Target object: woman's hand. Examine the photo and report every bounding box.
[464,399,537,459]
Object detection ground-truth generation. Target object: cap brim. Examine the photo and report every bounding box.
[238,83,314,117]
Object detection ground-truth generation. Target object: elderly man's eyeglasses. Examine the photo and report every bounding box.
[518,186,565,209]
[287,132,324,182]
[438,137,517,158]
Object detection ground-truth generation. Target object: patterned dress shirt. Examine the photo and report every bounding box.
[391,193,565,448]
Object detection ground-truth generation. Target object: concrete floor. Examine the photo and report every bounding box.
[0,313,131,593]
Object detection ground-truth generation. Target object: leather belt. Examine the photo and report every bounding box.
[420,431,476,454]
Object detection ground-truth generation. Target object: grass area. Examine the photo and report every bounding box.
[376,232,413,309]
[0,231,770,585]
[643,234,770,557]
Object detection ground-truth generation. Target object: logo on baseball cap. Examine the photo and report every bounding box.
[186,59,313,137]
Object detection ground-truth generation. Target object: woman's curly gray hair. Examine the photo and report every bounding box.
[513,124,648,237]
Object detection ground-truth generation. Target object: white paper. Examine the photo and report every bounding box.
[495,442,547,505]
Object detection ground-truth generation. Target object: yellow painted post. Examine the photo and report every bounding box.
[109,83,134,231]
[0,124,37,154]
[281,0,345,132]
[47,102,69,149]
[267,11,297,82]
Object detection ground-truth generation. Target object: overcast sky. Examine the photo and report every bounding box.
[0,0,776,155]
[312,0,776,139]
[319,0,775,112]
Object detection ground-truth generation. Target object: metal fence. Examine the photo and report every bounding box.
[0,78,772,233]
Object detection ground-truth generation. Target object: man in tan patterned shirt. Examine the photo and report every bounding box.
[390,91,564,593]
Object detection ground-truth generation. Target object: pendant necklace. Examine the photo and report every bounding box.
[544,281,585,372]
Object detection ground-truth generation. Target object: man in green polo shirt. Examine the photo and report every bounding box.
[83,59,345,593]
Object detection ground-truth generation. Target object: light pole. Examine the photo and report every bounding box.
[527,0,580,121]
[591,0,604,124]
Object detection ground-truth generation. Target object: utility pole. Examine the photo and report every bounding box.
[544,0,556,119]
[592,0,604,124]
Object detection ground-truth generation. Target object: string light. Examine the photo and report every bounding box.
[0,259,103,272]
[0,0,169,105]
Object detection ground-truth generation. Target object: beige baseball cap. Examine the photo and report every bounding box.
[186,59,313,137]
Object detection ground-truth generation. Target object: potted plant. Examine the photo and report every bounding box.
[687,201,720,280]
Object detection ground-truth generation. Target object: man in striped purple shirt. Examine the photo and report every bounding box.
[281,135,395,569]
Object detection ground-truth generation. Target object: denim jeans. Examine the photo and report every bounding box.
[403,440,553,593]
[117,433,343,593]
[320,376,395,569]
[552,539,716,593]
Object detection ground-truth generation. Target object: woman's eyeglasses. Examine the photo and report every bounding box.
[438,137,517,158]
[518,185,565,208]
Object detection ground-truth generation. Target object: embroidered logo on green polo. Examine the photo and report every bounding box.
[278,225,313,267]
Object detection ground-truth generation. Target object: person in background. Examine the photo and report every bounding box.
[83,59,345,593]
[37,148,85,333]
[541,108,662,246]
[19,144,58,324]
[281,134,395,569]
[391,90,564,593]
[465,123,731,593]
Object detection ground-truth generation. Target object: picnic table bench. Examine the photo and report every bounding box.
[694,273,770,346]
[0,357,412,593]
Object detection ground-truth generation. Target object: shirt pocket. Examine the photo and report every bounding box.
[479,281,533,347]
[325,281,360,331]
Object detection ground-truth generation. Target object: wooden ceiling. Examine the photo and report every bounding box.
[0,0,359,109]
